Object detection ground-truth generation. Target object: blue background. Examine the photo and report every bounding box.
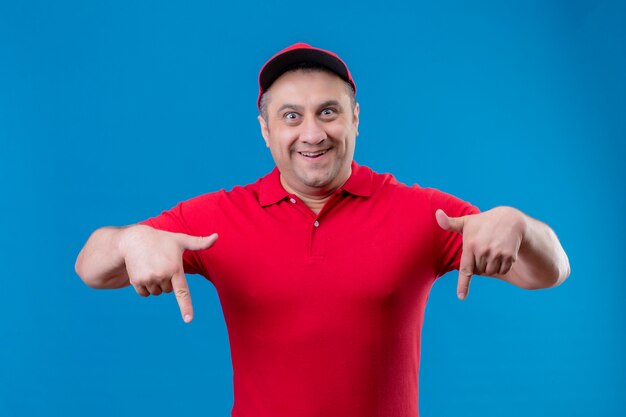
[1,0,624,416]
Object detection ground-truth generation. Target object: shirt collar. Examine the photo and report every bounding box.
[341,160,373,197]
[258,160,373,207]
[258,166,289,207]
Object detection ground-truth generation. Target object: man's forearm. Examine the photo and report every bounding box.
[75,226,131,289]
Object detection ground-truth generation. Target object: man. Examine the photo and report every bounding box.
[75,43,570,417]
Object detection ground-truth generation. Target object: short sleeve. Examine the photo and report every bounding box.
[428,188,481,278]
[138,197,211,277]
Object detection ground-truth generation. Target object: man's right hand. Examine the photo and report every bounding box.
[118,225,218,323]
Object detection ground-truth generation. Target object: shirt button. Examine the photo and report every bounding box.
[313,220,320,227]
[289,198,296,204]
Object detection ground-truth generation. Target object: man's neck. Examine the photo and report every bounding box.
[279,170,351,215]
[294,192,334,215]
[279,178,334,215]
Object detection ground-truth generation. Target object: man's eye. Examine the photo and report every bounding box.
[321,108,336,116]
[284,112,298,120]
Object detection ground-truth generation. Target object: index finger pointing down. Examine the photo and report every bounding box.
[172,270,193,323]
[457,243,475,301]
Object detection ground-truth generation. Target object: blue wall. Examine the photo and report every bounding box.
[1,1,624,416]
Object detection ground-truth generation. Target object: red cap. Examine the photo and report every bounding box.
[257,43,357,109]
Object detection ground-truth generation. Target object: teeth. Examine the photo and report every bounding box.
[300,150,327,157]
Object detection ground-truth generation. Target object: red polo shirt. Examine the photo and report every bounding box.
[139,161,479,417]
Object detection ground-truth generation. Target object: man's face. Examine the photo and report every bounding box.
[258,70,360,196]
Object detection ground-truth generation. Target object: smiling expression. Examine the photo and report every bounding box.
[258,70,360,197]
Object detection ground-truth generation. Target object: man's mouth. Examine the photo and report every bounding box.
[298,149,329,158]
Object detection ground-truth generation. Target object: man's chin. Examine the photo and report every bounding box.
[296,171,336,189]
[288,164,346,192]
[301,176,332,189]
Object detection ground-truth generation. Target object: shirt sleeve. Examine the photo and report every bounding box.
[428,188,481,278]
[137,197,210,277]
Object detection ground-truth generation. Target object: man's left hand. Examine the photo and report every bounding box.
[436,206,527,300]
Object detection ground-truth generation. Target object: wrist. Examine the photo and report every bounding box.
[514,207,529,243]
[496,206,528,242]
[116,224,148,259]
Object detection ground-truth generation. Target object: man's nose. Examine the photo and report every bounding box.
[299,116,327,144]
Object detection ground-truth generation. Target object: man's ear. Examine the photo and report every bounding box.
[258,115,270,148]
[353,102,360,136]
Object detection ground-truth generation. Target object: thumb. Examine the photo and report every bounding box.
[178,233,218,251]
[435,209,465,234]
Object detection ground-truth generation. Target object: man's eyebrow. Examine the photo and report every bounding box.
[276,103,303,114]
[276,100,344,115]
[318,100,343,110]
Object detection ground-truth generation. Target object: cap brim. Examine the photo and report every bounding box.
[259,48,352,92]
